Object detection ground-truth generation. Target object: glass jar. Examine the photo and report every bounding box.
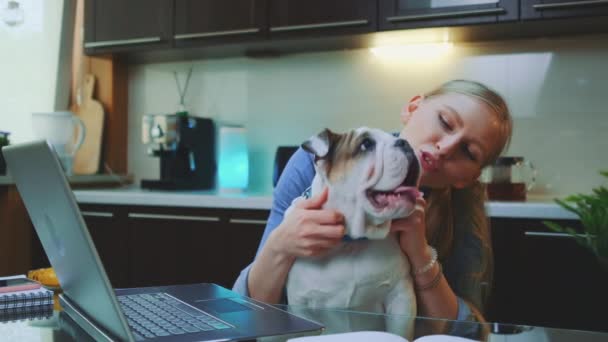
[480,156,537,201]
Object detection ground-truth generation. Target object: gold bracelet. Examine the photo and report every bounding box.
[415,263,442,291]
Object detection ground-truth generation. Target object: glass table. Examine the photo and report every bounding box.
[1,305,607,341]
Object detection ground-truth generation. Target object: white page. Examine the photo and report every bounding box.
[288,331,479,342]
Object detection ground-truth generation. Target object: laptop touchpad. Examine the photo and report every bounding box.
[194,299,253,314]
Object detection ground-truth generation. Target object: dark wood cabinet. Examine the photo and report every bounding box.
[487,218,608,333]
[522,0,608,20]
[174,0,266,47]
[84,0,173,54]
[77,203,267,290]
[127,207,228,287]
[222,209,267,285]
[84,0,608,60]
[268,0,377,38]
[80,205,130,288]
[379,0,518,31]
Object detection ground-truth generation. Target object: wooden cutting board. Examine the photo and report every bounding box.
[73,74,104,174]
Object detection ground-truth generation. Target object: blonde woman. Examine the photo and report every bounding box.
[233,79,513,322]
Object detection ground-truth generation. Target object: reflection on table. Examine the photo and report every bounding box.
[1,305,608,341]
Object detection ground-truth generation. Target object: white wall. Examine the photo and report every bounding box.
[128,34,608,198]
[0,0,64,143]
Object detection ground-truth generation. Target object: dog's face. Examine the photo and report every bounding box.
[303,127,421,237]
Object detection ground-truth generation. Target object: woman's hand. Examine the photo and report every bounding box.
[268,187,345,259]
[390,197,433,271]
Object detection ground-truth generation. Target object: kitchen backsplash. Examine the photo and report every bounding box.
[127,35,606,197]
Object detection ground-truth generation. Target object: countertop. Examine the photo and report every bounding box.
[72,187,578,220]
[74,187,273,211]
[0,174,131,186]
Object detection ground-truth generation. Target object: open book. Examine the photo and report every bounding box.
[288,331,478,342]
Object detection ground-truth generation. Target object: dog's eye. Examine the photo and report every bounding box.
[360,137,375,152]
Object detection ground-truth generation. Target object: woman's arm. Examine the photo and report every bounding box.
[392,197,459,319]
[412,255,459,319]
[392,187,491,321]
[249,188,344,303]
[233,147,314,299]
[232,148,344,303]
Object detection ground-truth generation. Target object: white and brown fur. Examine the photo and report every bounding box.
[286,127,421,321]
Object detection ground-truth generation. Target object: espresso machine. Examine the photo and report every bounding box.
[141,114,216,190]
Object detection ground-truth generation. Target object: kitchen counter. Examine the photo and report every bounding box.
[73,187,577,220]
[0,174,132,186]
[74,187,273,210]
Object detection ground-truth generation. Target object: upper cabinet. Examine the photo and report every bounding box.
[521,0,608,19]
[84,0,173,54]
[173,0,266,48]
[268,0,377,38]
[83,0,608,60]
[379,0,518,31]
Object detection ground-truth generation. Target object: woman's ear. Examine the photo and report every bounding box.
[400,95,424,124]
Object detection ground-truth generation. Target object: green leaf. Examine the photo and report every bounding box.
[543,220,566,233]
[550,170,608,258]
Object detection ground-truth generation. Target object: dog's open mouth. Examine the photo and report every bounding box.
[365,159,421,210]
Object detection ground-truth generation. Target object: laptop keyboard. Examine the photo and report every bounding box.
[118,293,231,340]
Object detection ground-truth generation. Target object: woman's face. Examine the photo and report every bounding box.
[399,92,503,189]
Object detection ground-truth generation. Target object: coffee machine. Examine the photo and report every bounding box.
[141,114,216,190]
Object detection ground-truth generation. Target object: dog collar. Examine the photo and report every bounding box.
[302,186,312,199]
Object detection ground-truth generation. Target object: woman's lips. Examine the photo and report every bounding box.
[420,151,439,172]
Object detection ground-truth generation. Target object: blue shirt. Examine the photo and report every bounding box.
[233,147,482,322]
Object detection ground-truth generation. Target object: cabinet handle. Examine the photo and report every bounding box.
[81,211,114,218]
[84,36,162,48]
[174,28,260,40]
[533,0,608,10]
[270,19,369,32]
[386,8,506,23]
[128,213,220,222]
[524,231,588,238]
[228,218,267,225]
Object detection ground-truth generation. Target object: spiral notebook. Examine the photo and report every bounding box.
[0,303,54,323]
[0,287,54,310]
[0,275,54,323]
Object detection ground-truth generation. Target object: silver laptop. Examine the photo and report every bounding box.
[2,140,323,341]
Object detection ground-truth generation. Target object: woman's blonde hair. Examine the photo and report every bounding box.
[423,80,513,315]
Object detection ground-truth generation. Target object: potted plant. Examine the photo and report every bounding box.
[0,131,10,175]
[543,171,608,271]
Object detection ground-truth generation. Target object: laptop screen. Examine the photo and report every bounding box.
[3,141,133,341]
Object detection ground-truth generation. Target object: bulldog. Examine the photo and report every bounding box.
[285,127,421,317]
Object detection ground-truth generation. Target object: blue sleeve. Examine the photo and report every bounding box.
[232,147,316,299]
[455,297,474,321]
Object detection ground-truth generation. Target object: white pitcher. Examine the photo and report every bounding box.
[32,111,86,175]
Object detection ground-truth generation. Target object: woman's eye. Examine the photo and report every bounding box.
[360,138,375,152]
[438,114,453,131]
[462,145,477,162]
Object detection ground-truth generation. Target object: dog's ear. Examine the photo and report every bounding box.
[301,128,339,160]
